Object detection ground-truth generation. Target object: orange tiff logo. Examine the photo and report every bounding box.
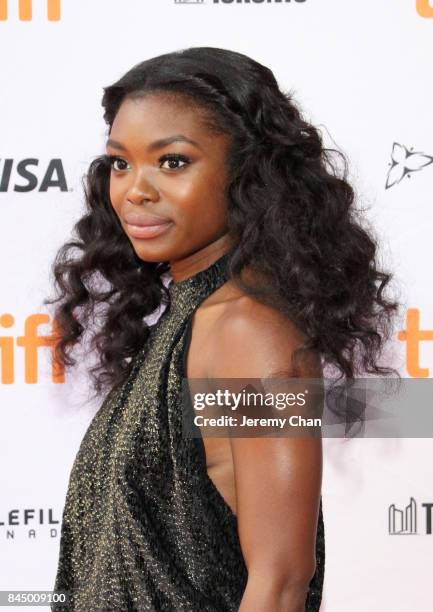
[417,0,433,17]
[0,0,60,21]
[0,313,64,384]
[398,309,433,377]
[0,308,432,384]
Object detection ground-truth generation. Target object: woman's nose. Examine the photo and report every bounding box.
[126,173,159,205]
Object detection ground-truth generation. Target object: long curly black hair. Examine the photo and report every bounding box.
[45,46,399,395]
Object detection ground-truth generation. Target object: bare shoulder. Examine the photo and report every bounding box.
[205,282,322,380]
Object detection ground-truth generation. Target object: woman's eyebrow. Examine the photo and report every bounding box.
[106,135,202,151]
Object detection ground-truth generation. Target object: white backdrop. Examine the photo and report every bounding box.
[1,1,433,610]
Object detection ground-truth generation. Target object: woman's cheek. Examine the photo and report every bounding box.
[109,183,122,215]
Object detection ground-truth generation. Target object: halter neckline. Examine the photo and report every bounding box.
[167,248,233,305]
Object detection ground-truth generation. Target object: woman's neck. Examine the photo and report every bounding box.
[169,233,235,283]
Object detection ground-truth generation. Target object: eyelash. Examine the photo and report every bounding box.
[106,153,192,172]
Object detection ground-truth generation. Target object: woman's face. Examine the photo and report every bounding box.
[106,93,232,264]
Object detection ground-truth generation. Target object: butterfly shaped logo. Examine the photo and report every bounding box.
[386,143,433,189]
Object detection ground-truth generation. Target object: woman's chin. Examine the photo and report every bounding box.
[128,239,176,264]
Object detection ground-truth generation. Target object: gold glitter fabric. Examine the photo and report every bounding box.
[52,251,325,611]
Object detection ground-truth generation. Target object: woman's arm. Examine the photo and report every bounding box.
[208,298,323,612]
[232,435,321,612]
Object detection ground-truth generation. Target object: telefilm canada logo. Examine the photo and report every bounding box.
[388,497,433,535]
[0,506,60,540]
[0,0,60,20]
[0,158,69,192]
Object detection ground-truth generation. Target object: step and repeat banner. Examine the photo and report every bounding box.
[1,1,432,610]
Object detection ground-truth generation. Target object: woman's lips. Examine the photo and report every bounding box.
[122,211,174,239]
[125,221,174,239]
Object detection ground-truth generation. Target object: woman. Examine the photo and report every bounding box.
[46,47,398,611]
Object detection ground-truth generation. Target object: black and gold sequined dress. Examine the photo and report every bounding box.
[53,251,325,611]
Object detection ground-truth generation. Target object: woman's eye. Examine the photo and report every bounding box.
[159,154,191,171]
[109,157,130,172]
[107,154,190,173]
